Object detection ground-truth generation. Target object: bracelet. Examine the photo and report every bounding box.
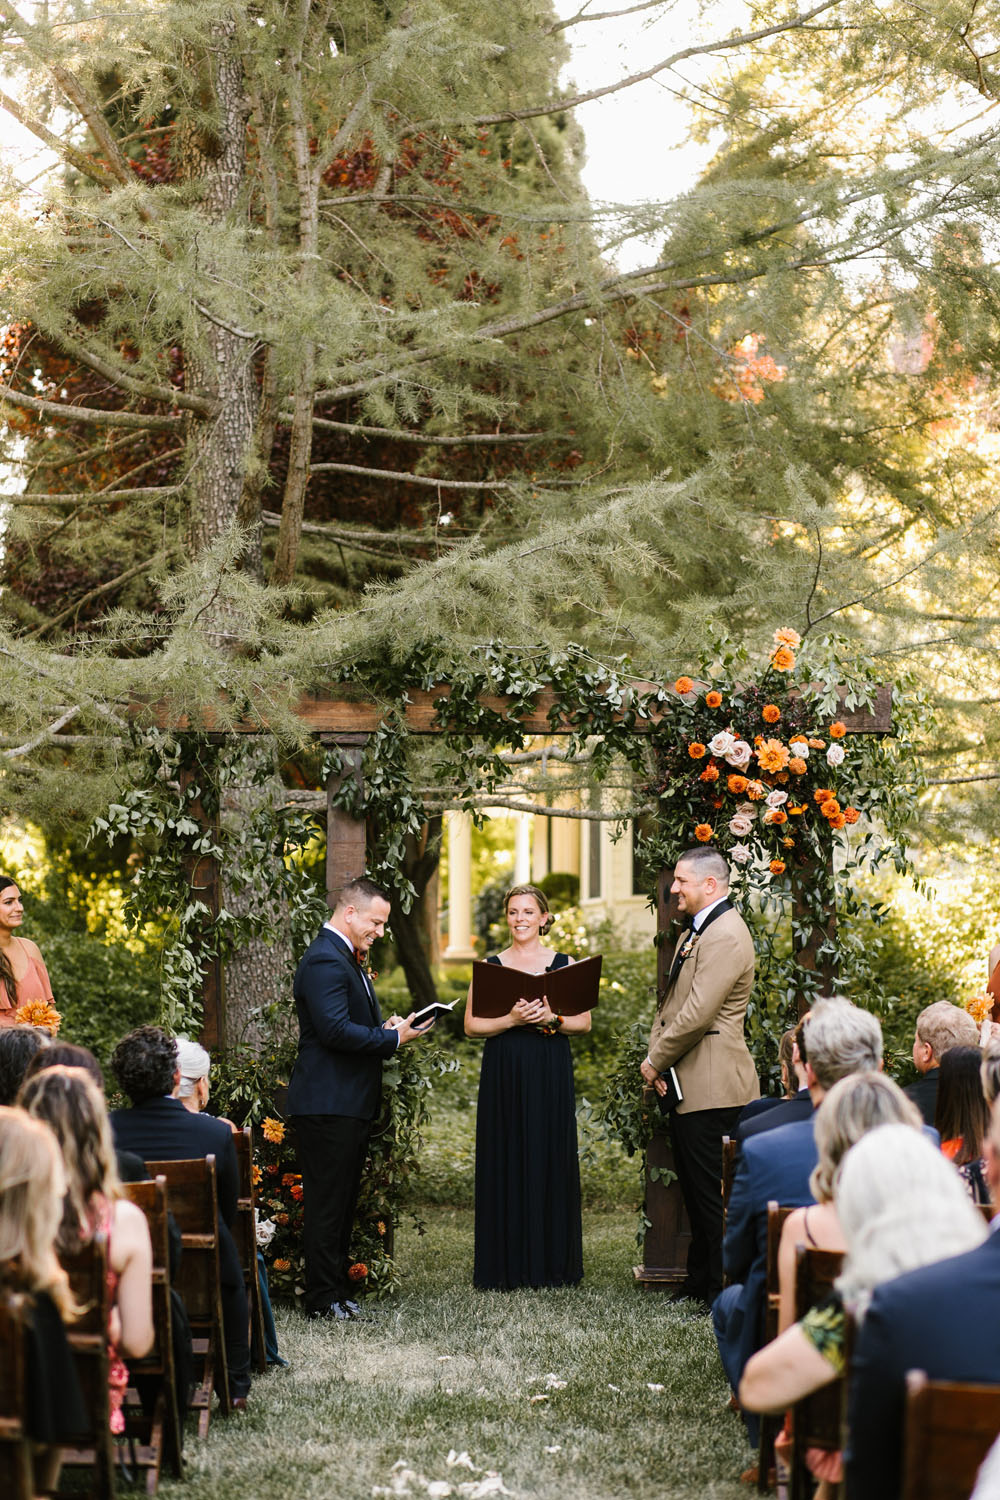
[537,1014,564,1035]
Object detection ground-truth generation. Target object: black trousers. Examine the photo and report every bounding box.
[219,1221,252,1397]
[293,1113,371,1314]
[671,1104,743,1303]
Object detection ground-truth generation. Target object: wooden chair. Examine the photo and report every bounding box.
[121,1177,184,1492]
[233,1126,268,1374]
[0,1291,33,1500]
[143,1156,230,1437]
[977,1202,995,1228]
[788,1244,845,1500]
[901,1370,1000,1500]
[58,1231,117,1499]
[757,1201,798,1493]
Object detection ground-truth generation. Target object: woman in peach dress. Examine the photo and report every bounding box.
[0,876,55,1026]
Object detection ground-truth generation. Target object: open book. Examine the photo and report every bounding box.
[470,954,602,1019]
[410,997,461,1027]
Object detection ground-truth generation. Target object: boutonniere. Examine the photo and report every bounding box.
[353,947,379,981]
[678,929,700,962]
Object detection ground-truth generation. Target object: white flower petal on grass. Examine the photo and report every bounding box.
[647,1383,666,1393]
[544,1445,562,1455]
[529,1393,549,1402]
[427,1485,453,1498]
[437,1355,453,1362]
[446,1452,476,1471]
[607,1383,621,1393]
[465,1476,513,1498]
[543,1373,567,1389]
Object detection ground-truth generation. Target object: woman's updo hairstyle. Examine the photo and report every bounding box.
[503,884,554,936]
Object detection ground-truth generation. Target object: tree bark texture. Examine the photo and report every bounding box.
[386,817,443,1013]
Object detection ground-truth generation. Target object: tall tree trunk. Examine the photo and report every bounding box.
[387,817,443,1012]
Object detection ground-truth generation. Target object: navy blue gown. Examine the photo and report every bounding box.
[473,952,584,1289]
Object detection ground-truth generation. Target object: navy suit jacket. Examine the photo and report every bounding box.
[846,1232,1000,1500]
[110,1094,239,1228]
[903,1068,938,1128]
[286,925,398,1121]
[739,1088,814,1142]
[721,1114,819,1382]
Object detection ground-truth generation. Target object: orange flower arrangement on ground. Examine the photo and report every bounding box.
[688,741,707,759]
[700,764,720,783]
[262,1116,285,1144]
[769,859,786,874]
[772,646,796,671]
[727,774,749,794]
[762,704,781,723]
[705,691,723,708]
[675,676,694,695]
[756,738,790,773]
[13,999,61,1032]
[694,823,714,842]
[829,721,847,739]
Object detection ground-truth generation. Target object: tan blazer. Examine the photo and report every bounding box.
[648,905,759,1115]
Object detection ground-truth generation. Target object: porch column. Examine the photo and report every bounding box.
[443,811,477,961]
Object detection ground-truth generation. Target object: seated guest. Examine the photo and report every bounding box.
[904,1000,979,1126]
[714,997,883,1445]
[0,1106,87,1496]
[741,1123,986,1499]
[19,1066,154,1434]
[737,1028,799,1132]
[108,1025,252,1409]
[22,1041,149,1184]
[845,1098,1000,1500]
[776,1072,921,1331]
[982,1038,1000,1108]
[739,1020,813,1142]
[0,1024,50,1105]
[174,1037,288,1369]
[935,1043,990,1204]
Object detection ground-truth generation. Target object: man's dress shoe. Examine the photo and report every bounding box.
[308,1301,354,1321]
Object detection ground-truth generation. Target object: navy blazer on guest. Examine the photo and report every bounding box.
[738,1088,814,1142]
[903,1068,939,1128]
[286,925,398,1122]
[846,1232,1000,1500]
[110,1094,239,1228]
[721,1115,819,1382]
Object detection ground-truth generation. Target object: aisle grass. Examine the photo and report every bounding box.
[165,1210,751,1500]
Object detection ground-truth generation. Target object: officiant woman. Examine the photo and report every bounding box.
[464,883,591,1289]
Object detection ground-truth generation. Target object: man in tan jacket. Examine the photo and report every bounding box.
[640,847,758,1309]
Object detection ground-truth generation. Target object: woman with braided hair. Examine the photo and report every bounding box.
[0,876,55,1027]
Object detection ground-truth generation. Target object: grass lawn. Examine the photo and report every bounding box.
[165,1207,753,1500]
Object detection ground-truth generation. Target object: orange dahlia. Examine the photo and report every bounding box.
[705,690,723,708]
[700,763,720,783]
[756,738,790,773]
[675,676,695,695]
[843,807,860,824]
[788,757,807,775]
[727,774,749,794]
[694,823,714,842]
[829,721,847,739]
[772,646,796,671]
[774,627,802,649]
[827,812,847,830]
[262,1116,285,1144]
[688,742,707,759]
[813,788,835,804]
[769,859,787,874]
[821,799,842,818]
[762,704,781,724]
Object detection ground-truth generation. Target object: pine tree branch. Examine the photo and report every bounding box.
[261,512,458,549]
[0,646,129,729]
[25,556,162,640]
[0,385,185,431]
[0,86,121,191]
[0,705,81,759]
[4,488,181,506]
[304,416,559,446]
[307,462,511,490]
[547,0,672,33]
[57,332,216,417]
[31,430,149,471]
[428,0,845,126]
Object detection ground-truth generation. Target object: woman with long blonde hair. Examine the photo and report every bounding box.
[0,1106,86,1496]
[18,1066,153,1433]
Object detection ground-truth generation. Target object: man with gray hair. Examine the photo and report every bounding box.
[712,997,883,1448]
[641,847,758,1311]
[904,1000,980,1125]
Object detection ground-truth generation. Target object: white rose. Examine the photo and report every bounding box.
[725,739,752,768]
[255,1215,277,1248]
[765,789,789,808]
[708,730,735,758]
[788,739,810,758]
[826,743,846,766]
[729,814,754,837]
[730,842,752,865]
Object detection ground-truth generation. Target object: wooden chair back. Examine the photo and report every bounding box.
[978,1203,995,1228]
[0,1291,33,1500]
[233,1126,267,1373]
[901,1370,1000,1500]
[757,1201,798,1494]
[58,1231,116,1498]
[143,1155,230,1434]
[121,1177,184,1491]
[789,1244,845,1500]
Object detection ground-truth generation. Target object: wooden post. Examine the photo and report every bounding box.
[181,762,226,1053]
[323,733,368,908]
[634,864,691,1289]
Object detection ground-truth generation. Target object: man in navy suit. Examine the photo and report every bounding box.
[288,875,434,1321]
[738,1023,812,1142]
[109,1025,251,1406]
[713,998,883,1445]
[846,1096,1000,1499]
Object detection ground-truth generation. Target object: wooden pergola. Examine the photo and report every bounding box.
[181,678,893,1289]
